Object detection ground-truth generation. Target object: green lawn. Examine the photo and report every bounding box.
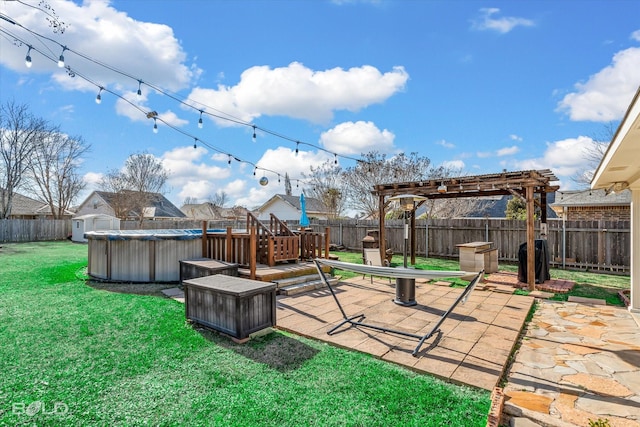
[0,242,490,426]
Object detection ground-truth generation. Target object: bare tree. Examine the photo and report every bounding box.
[182,196,199,205]
[28,132,90,218]
[284,173,292,196]
[99,152,169,221]
[0,101,48,218]
[304,160,345,219]
[208,191,228,208]
[572,122,616,188]
[341,152,433,219]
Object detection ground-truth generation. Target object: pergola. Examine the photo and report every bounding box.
[373,169,559,290]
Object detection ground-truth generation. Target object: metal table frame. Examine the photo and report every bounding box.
[313,259,483,357]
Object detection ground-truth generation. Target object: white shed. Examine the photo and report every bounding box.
[72,214,120,243]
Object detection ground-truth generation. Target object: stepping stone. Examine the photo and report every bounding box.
[162,288,184,298]
[529,290,554,299]
[567,296,606,306]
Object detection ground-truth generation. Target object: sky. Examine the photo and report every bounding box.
[1,0,639,213]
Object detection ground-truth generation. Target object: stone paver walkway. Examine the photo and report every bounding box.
[503,301,640,427]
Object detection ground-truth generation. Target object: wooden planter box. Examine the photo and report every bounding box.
[183,275,276,340]
[179,258,238,282]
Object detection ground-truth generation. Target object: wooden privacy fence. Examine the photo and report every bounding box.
[309,218,630,274]
[2,217,629,273]
[0,219,72,243]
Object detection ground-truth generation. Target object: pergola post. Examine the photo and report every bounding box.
[410,209,416,265]
[526,185,536,291]
[379,194,386,262]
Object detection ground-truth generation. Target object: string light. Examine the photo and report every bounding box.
[57,46,66,68]
[193,137,197,149]
[0,24,373,183]
[253,167,257,176]
[25,46,32,68]
[198,110,203,129]
[334,153,338,165]
[228,154,232,165]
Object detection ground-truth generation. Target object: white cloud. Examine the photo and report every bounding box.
[441,160,465,170]
[514,136,596,177]
[509,134,523,142]
[436,139,456,149]
[631,30,640,42]
[0,0,198,126]
[187,62,409,125]
[476,151,493,158]
[161,146,231,199]
[256,146,332,178]
[557,45,640,122]
[320,121,395,156]
[496,146,520,156]
[471,8,535,34]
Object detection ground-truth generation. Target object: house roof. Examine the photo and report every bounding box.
[552,188,631,207]
[93,191,185,218]
[181,203,249,220]
[267,194,327,213]
[1,189,72,216]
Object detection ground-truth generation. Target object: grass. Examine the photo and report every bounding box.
[332,250,630,305]
[0,241,490,426]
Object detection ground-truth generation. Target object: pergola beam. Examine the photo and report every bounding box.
[375,169,559,290]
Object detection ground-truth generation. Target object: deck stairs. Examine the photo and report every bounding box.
[273,273,339,296]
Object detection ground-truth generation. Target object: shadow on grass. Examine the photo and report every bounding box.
[196,327,320,372]
[86,280,178,297]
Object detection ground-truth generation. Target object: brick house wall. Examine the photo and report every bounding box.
[566,205,630,221]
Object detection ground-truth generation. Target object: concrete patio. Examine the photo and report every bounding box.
[275,275,533,391]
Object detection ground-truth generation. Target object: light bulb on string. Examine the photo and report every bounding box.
[57,46,66,68]
[193,138,198,149]
[295,142,299,155]
[278,174,281,183]
[95,87,103,104]
[137,80,142,99]
[198,110,203,129]
[25,46,32,68]
[252,125,257,142]
[253,167,257,176]
[334,153,338,165]
[228,155,231,165]
[153,118,158,134]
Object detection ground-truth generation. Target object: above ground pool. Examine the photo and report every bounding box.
[85,229,222,282]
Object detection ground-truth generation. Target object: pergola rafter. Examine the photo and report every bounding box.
[373,169,559,290]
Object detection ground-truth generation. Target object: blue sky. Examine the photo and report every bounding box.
[1,0,639,211]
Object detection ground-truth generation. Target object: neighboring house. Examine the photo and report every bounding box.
[256,194,328,221]
[551,189,631,221]
[0,189,74,219]
[181,203,249,221]
[75,190,185,220]
[466,193,558,218]
[71,214,121,243]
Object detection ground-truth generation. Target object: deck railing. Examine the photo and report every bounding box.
[201,216,330,278]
